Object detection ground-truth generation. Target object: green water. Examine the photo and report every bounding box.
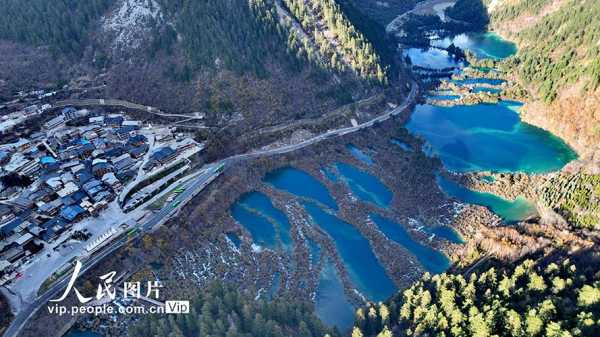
[406,102,577,173]
[437,175,538,223]
[452,78,505,86]
[433,32,517,60]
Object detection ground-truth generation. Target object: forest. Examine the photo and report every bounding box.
[128,282,340,337]
[281,0,388,83]
[444,0,489,31]
[0,0,390,86]
[0,0,115,55]
[492,0,600,102]
[155,0,299,78]
[541,173,600,230]
[352,253,600,337]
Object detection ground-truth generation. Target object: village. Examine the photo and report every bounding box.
[0,91,205,288]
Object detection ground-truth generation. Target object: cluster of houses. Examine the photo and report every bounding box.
[0,106,157,285]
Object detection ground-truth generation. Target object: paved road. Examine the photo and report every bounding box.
[3,81,416,337]
[225,81,417,164]
[53,98,207,123]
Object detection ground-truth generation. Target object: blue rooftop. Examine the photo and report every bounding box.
[60,205,86,221]
[152,147,176,161]
[0,217,23,236]
[62,107,77,114]
[40,156,57,164]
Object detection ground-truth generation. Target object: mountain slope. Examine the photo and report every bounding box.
[0,0,398,138]
[488,0,600,164]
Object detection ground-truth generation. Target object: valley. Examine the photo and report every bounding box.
[0,1,598,337]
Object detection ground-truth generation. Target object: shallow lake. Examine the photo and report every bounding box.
[437,175,538,223]
[226,232,241,248]
[303,202,397,301]
[347,143,374,165]
[265,167,338,210]
[335,162,392,208]
[231,191,292,251]
[426,225,465,244]
[314,259,356,331]
[370,214,450,274]
[406,102,577,173]
[452,78,505,86]
[231,201,278,250]
[429,94,461,101]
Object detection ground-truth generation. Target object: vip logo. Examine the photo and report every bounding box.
[165,301,190,314]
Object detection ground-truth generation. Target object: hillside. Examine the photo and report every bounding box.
[487,0,600,164]
[0,0,399,150]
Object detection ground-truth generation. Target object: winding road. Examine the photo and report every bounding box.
[386,0,467,35]
[2,81,417,337]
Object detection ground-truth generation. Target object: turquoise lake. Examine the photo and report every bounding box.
[265,167,338,210]
[471,87,502,94]
[315,259,356,331]
[437,175,537,222]
[303,202,397,301]
[429,94,461,101]
[370,214,450,274]
[347,144,374,165]
[432,32,517,60]
[335,162,392,208]
[406,102,577,173]
[231,191,292,251]
[231,202,278,249]
[427,226,465,244]
[452,78,505,86]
